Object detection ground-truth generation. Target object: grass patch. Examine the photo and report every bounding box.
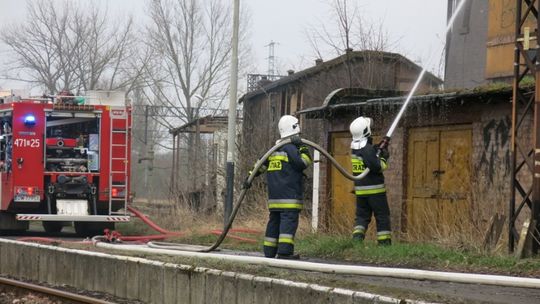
[115,218,155,235]
[296,234,540,276]
[116,201,540,277]
[158,232,540,277]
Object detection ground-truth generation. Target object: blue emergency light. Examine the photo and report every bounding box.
[24,114,36,126]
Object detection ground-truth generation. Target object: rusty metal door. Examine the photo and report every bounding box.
[407,126,472,238]
[329,132,355,232]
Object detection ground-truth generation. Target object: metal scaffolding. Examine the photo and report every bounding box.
[510,0,540,254]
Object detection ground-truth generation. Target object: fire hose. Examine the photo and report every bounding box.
[112,0,470,253]
[17,205,259,245]
[148,137,371,252]
[20,137,369,249]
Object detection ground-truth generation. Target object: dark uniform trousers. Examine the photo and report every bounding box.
[354,194,392,243]
[262,143,310,257]
[263,210,300,257]
[351,143,391,244]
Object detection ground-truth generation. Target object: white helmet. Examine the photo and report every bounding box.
[350,116,372,141]
[278,115,300,138]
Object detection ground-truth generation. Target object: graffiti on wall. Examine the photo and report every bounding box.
[500,0,515,30]
[479,117,511,183]
[497,0,536,31]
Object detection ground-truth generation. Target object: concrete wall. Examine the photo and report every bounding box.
[445,0,489,89]
[0,239,409,304]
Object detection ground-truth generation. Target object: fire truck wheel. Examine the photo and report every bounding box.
[74,222,115,237]
[42,221,63,233]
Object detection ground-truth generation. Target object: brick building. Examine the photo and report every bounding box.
[240,50,441,171]
[298,85,525,239]
[239,50,442,230]
[240,1,531,242]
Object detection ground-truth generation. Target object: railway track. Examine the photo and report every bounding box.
[0,276,115,304]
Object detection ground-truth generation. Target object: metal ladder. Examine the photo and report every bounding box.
[108,107,129,215]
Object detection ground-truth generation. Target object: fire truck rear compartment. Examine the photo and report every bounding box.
[0,96,131,234]
[45,115,100,173]
[42,114,102,218]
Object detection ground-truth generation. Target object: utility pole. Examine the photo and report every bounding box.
[225,0,240,227]
[144,105,149,188]
[266,40,277,76]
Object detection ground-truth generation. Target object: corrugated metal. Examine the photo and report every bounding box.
[486,0,536,79]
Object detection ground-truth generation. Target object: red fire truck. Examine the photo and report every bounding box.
[0,90,131,236]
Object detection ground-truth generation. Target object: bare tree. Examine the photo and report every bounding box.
[0,0,142,94]
[306,0,393,58]
[143,0,237,126]
[141,0,251,205]
[304,0,396,88]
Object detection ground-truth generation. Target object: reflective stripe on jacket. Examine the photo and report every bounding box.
[264,143,311,210]
[351,141,388,197]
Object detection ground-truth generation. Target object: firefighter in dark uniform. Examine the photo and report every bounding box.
[248,115,312,259]
[349,116,391,245]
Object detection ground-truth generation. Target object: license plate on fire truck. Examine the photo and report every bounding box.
[15,195,40,202]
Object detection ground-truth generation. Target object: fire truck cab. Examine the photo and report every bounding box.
[0,90,131,236]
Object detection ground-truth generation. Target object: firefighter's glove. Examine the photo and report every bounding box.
[379,148,390,161]
[299,145,309,155]
[290,135,303,147]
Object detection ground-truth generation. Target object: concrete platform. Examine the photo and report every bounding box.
[0,239,419,304]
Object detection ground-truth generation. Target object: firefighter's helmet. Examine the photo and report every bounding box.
[278,115,300,138]
[350,116,372,141]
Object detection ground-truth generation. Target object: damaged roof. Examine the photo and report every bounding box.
[297,83,519,118]
[170,115,229,135]
[239,50,443,102]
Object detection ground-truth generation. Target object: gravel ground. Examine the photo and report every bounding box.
[0,281,143,304]
[0,285,69,304]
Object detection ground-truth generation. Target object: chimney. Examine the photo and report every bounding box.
[257,75,272,87]
[315,58,323,66]
[287,69,295,75]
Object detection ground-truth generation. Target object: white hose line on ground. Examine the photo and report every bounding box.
[174,136,369,253]
[0,239,436,304]
[95,242,540,289]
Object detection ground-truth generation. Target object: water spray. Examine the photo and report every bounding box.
[379,0,468,150]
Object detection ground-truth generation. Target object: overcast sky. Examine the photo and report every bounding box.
[249,0,447,75]
[0,0,447,90]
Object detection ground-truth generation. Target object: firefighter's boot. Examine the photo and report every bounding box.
[352,233,365,242]
[378,239,392,246]
[277,253,300,260]
[352,225,366,241]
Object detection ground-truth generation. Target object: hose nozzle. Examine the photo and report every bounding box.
[378,136,391,150]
